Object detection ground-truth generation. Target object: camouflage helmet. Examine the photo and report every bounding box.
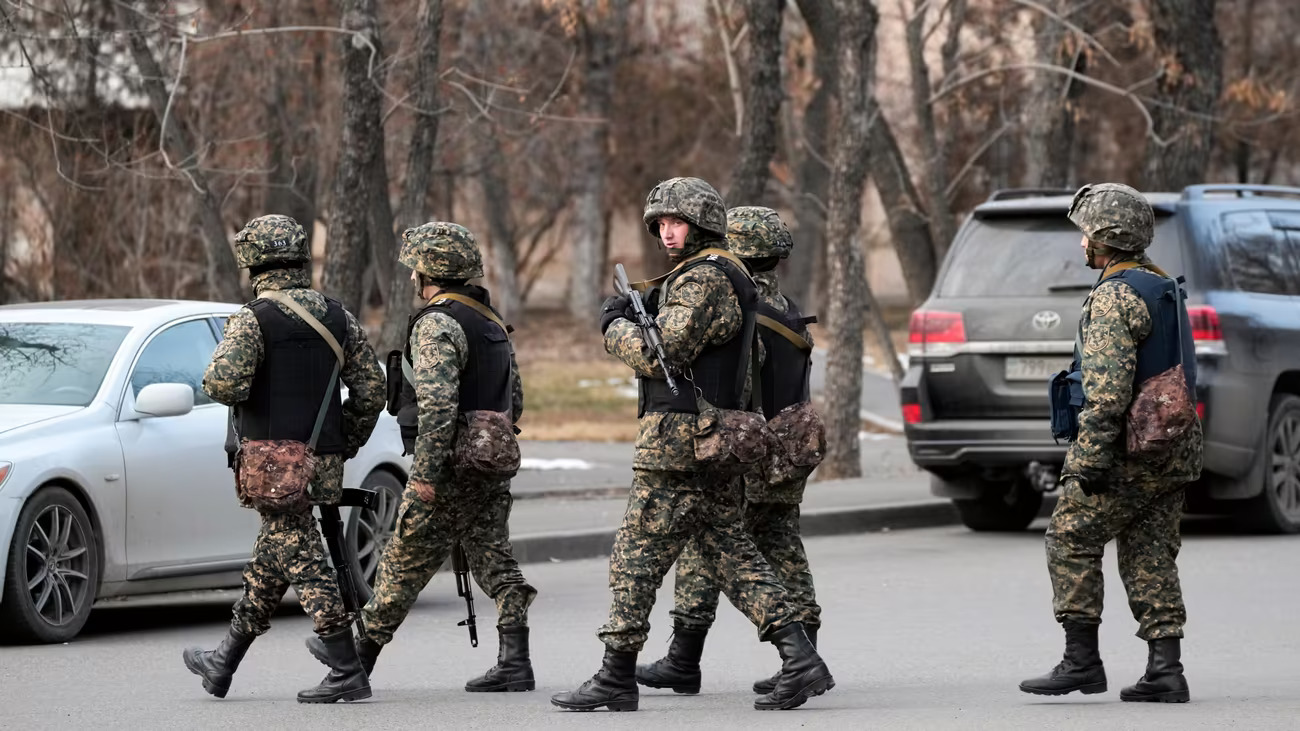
[399,222,484,279]
[642,177,728,239]
[727,206,793,259]
[1067,183,1154,252]
[233,214,309,269]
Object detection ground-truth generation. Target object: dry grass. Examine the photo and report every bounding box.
[513,310,639,442]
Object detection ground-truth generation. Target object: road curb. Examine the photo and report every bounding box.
[509,499,960,565]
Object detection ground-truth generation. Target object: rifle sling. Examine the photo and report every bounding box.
[758,314,812,352]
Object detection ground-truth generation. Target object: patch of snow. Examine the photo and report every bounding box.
[520,458,596,471]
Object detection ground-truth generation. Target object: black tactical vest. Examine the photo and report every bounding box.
[1105,268,1197,396]
[639,255,759,416]
[396,286,513,451]
[236,296,347,454]
[755,296,814,420]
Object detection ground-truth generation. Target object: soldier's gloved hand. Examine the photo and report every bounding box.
[410,479,436,503]
[600,294,632,334]
[1065,472,1109,497]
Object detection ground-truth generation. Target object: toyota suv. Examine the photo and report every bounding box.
[901,185,1300,533]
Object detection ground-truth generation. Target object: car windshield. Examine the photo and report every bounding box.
[939,216,1180,297]
[0,323,130,406]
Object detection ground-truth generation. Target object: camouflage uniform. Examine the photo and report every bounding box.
[360,222,537,691]
[204,243,385,640]
[670,214,820,634]
[186,214,382,704]
[1022,184,1201,703]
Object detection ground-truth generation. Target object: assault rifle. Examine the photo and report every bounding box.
[452,542,478,647]
[613,263,679,396]
[318,486,378,639]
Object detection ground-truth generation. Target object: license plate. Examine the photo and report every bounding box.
[1005,356,1071,382]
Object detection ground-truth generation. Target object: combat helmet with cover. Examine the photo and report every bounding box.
[727,206,793,260]
[1067,182,1154,252]
[399,222,484,280]
[233,214,310,269]
[642,177,728,240]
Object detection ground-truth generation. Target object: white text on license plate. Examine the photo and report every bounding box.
[1005,356,1071,382]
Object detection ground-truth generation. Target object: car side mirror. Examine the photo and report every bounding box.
[134,383,195,419]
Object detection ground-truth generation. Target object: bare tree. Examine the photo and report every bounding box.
[567,0,629,321]
[1022,0,1088,188]
[820,0,880,480]
[904,0,960,259]
[867,99,937,303]
[727,0,784,206]
[1142,0,1225,190]
[379,0,445,354]
[116,4,243,302]
[322,0,385,314]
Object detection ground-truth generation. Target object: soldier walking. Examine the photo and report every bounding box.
[185,214,386,703]
[307,222,538,693]
[551,178,833,713]
[637,206,824,696]
[1021,184,1202,703]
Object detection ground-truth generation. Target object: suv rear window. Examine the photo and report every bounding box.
[939,216,1181,297]
[1220,210,1300,295]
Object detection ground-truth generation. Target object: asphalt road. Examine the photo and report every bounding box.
[3,518,1295,730]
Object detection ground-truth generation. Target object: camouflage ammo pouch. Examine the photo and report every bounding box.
[693,398,771,476]
[1126,362,1197,457]
[237,439,316,514]
[762,401,826,485]
[237,290,343,514]
[453,410,522,479]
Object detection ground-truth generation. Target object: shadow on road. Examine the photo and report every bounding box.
[81,598,305,638]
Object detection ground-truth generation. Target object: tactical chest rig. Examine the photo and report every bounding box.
[637,248,760,417]
[755,297,817,419]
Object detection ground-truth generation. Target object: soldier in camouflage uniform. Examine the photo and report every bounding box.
[308,222,537,693]
[638,206,822,697]
[185,214,385,703]
[551,179,833,713]
[1021,184,1203,703]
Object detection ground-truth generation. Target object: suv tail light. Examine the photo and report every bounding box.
[1187,306,1221,342]
[909,311,966,356]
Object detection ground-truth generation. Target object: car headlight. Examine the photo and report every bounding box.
[0,462,11,489]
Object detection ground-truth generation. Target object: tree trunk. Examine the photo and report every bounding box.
[786,0,837,312]
[867,98,937,303]
[726,0,784,206]
[904,0,958,260]
[477,125,522,323]
[323,0,385,315]
[1142,0,1224,190]
[821,0,880,480]
[1022,0,1086,188]
[567,0,629,321]
[379,0,445,355]
[117,7,243,303]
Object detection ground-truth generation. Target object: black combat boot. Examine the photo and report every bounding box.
[550,647,639,712]
[635,624,708,694]
[754,623,835,711]
[753,624,817,695]
[1120,638,1189,703]
[297,628,373,704]
[306,632,382,676]
[465,626,536,692]
[182,627,255,699]
[1019,621,1108,696]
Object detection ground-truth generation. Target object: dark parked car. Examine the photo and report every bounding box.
[901,184,1300,533]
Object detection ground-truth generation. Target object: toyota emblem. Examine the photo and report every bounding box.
[1032,311,1061,331]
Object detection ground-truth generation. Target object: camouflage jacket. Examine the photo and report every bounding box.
[203,269,386,463]
[605,249,748,472]
[1063,257,1203,489]
[408,299,524,486]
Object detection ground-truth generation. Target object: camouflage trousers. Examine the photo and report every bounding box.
[1046,479,1187,640]
[670,500,820,632]
[598,469,797,653]
[231,510,350,638]
[361,482,536,645]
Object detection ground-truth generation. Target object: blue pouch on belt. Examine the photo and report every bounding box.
[1048,368,1084,442]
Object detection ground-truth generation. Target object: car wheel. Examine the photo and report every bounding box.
[1243,394,1300,534]
[346,470,405,588]
[0,487,100,644]
[953,478,1042,532]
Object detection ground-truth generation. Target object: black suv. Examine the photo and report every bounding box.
[902,184,1300,533]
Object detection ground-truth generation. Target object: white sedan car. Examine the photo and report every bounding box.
[0,299,409,643]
